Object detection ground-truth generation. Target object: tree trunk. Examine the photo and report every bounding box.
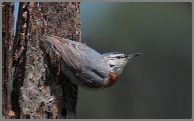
[2,2,14,119]
[2,2,81,119]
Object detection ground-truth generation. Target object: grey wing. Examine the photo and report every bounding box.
[44,35,90,72]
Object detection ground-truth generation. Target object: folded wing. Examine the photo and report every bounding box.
[44,35,90,72]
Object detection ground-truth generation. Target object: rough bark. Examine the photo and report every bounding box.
[2,2,14,119]
[3,2,81,119]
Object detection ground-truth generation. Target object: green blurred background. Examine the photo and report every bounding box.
[77,2,191,119]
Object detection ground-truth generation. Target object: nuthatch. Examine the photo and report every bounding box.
[44,35,141,91]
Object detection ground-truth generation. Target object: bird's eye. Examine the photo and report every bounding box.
[116,56,121,59]
[110,64,115,67]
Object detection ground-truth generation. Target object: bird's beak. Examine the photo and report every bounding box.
[127,53,141,59]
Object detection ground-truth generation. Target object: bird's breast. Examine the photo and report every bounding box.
[102,73,119,89]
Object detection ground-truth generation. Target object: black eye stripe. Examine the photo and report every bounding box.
[116,56,121,58]
[108,55,126,59]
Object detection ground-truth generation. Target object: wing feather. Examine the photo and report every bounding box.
[44,35,90,72]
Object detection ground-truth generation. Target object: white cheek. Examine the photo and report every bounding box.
[117,68,123,75]
[117,62,128,74]
[108,60,115,65]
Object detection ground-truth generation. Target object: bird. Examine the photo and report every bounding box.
[43,35,141,91]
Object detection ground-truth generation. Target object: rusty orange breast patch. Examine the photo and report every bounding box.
[103,73,119,89]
